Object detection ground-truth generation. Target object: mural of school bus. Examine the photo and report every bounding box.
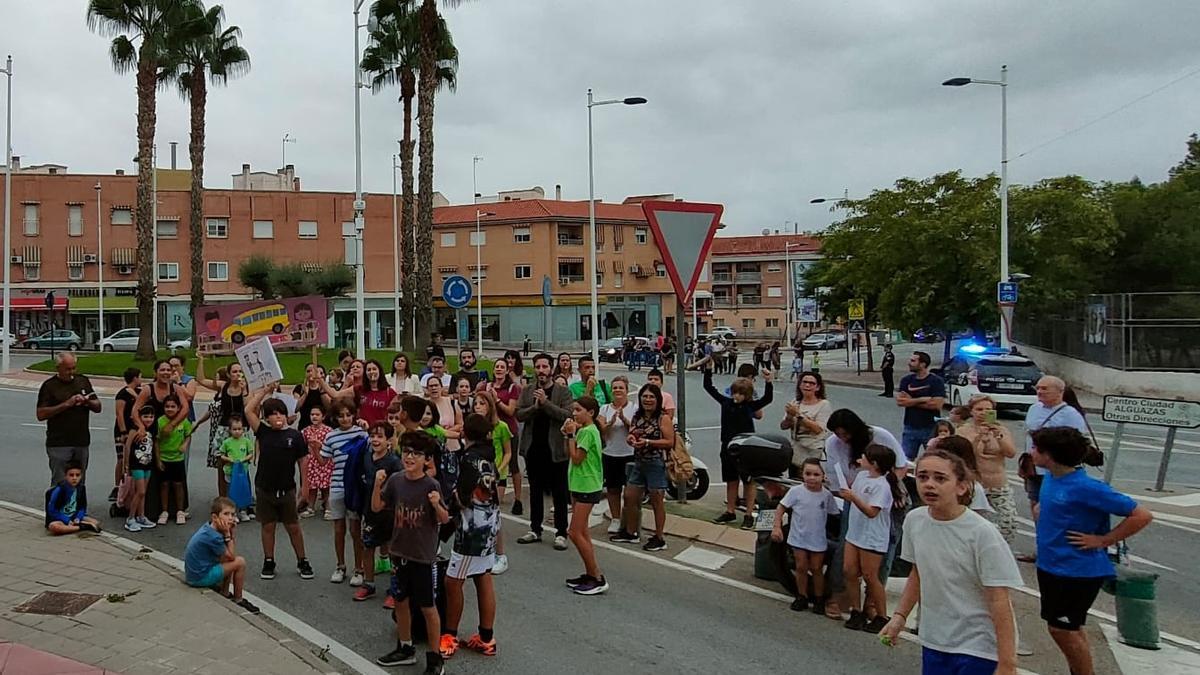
[222,303,290,345]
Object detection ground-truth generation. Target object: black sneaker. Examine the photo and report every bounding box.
[740,515,755,530]
[565,573,591,589]
[234,597,261,614]
[423,651,445,675]
[790,596,809,612]
[297,558,315,580]
[844,610,867,631]
[642,536,667,552]
[811,598,826,616]
[108,487,118,502]
[377,644,417,667]
[572,575,609,596]
[608,530,639,544]
[260,558,276,580]
[511,500,523,516]
[712,512,737,524]
[864,616,888,634]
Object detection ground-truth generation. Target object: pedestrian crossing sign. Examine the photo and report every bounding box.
[848,319,866,333]
[848,299,865,321]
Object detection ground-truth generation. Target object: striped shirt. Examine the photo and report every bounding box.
[320,426,368,494]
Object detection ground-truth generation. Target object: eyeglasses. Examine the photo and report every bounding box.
[401,449,426,458]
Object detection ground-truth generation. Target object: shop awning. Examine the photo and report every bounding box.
[111,248,135,266]
[612,260,622,272]
[468,264,488,270]
[6,296,67,311]
[301,262,323,273]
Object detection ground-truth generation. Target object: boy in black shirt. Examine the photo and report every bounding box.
[703,366,774,529]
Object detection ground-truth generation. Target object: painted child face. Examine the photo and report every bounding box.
[65,468,82,487]
[456,379,472,398]
[937,427,952,439]
[265,410,287,430]
[802,463,825,490]
[916,456,969,508]
[473,398,489,417]
[230,421,244,438]
[420,407,434,427]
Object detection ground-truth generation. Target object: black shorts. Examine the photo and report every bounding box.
[159,460,187,483]
[571,490,604,505]
[602,455,630,491]
[719,448,749,484]
[255,488,299,525]
[1037,568,1104,631]
[389,556,438,609]
[361,511,394,549]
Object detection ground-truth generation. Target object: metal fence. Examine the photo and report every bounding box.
[1013,292,1200,372]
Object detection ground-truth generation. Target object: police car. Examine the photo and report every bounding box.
[941,344,1043,412]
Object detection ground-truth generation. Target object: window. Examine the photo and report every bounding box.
[68,205,83,237]
[635,227,648,244]
[252,220,274,239]
[206,217,228,238]
[470,230,486,246]
[67,264,84,281]
[557,261,584,282]
[766,318,780,328]
[614,271,623,288]
[557,225,583,246]
[23,264,39,282]
[655,264,667,278]
[440,232,457,247]
[767,262,782,272]
[714,318,727,327]
[513,226,531,243]
[112,208,132,225]
[158,262,179,281]
[742,318,756,329]
[23,204,38,236]
[767,286,783,298]
[156,220,178,238]
[596,272,604,287]
[298,220,318,239]
[471,269,488,282]
[207,261,229,281]
[514,265,532,279]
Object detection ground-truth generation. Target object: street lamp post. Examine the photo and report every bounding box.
[352,0,371,356]
[391,151,400,350]
[95,181,104,347]
[587,88,646,363]
[944,65,1009,348]
[151,144,158,350]
[1,55,12,373]
[474,210,494,355]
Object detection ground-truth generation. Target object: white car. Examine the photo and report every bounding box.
[168,337,192,351]
[0,328,15,348]
[710,326,737,339]
[100,328,140,352]
[942,353,1042,411]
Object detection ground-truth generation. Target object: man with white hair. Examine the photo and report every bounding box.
[1022,375,1089,512]
[36,352,102,485]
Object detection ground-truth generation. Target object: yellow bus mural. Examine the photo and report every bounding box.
[221,303,290,344]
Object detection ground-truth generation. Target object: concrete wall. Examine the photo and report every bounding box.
[1015,342,1200,399]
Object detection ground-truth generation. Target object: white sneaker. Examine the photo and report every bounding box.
[124,517,141,532]
[606,520,621,535]
[156,511,169,526]
[349,570,364,587]
[330,567,346,584]
[237,511,250,522]
[492,555,509,575]
[176,511,187,525]
[553,535,568,551]
[135,516,156,529]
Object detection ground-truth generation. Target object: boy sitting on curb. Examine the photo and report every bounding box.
[184,496,259,614]
[44,462,101,535]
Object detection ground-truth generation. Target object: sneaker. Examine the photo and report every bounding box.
[511,500,523,516]
[565,573,590,589]
[736,497,747,512]
[609,530,639,544]
[864,616,888,634]
[492,555,509,576]
[553,535,568,551]
[299,508,315,519]
[176,511,187,525]
[844,610,867,631]
[790,596,809,612]
[135,516,156,529]
[237,511,250,523]
[108,487,118,502]
[298,559,315,580]
[572,575,609,595]
[260,559,277,580]
[354,584,376,601]
[383,594,395,610]
[811,598,826,616]
[740,515,755,530]
[322,510,338,521]
[157,511,169,526]
[712,512,737,524]
[438,633,458,659]
[330,567,346,584]
[423,659,444,675]
[462,633,497,656]
[642,536,667,552]
[516,531,542,545]
[606,519,622,535]
[376,644,417,667]
[234,597,260,614]
[1017,640,1034,656]
[123,518,142,533]
[349,570,365,587]
[246,507,256,520]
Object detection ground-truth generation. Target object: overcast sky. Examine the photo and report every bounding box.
[5,0,1200,234]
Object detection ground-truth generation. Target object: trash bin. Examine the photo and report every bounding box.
[1104,568,1160,650]
[754,529,777,581]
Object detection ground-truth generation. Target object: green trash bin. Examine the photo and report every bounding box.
[1105,568,1160,650]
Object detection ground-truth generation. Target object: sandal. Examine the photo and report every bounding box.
[824,600,843,621]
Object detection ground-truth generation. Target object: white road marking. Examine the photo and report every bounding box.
[1100,623,1200,674]
[673,545,733,571]
[1012,520,1176,572]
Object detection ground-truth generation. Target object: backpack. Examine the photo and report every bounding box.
[666,430,695,484]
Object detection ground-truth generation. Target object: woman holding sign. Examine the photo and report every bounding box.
[196,353,251,498]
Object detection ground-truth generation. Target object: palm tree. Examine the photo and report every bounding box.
[164,3,249,338]
[87,0,198,360]
[363,0,456,349]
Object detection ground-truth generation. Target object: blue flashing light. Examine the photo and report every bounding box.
[959,342,988,355]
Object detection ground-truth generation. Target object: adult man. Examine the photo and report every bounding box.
[1022,376,1089,514]
[424,333,446,362]
[419,355,453,391]
[36,352,101,485]
[514,353,574,550]
[879,344,896,398]
[895,351,945,460]
[454,348,489,390]
[568,355,611,404]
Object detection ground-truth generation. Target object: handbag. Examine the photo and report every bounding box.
[1020,404,1068,479]
[666,431,695,484]
[228,461,253,510]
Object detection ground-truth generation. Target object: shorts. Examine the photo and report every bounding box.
[447,551,494,580]
[389,556,438,609]
[571,490,604,505]
[361,511,393,549]
[921,647,997,675]
[602,454,630,491]
[719,448,749,484]
[158,460,187,483]
[901,426,933,461]
[1037,568,1105,631]
[254,488,299,525]
[187,565,226,590]
[131,469,152,481]
[627,457,668,492]
[325,493,360,520]
[1024,474,1044,504]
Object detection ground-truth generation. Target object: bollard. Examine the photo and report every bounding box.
[1104,567,1160,650]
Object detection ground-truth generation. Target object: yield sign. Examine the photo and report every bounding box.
[641,200,724,304]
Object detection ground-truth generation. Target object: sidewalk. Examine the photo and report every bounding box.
[0,503,351,675]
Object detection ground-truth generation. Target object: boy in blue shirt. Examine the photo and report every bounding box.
[45,462,101,535]
[184,496,259,614]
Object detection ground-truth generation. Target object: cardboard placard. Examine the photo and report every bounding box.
[235,338,284,391]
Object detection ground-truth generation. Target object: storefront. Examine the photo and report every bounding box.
[65,292,139,348]
[431,294,664,350]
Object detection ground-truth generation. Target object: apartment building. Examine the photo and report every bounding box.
[708,233,822,338]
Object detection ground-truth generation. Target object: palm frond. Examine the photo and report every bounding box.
[109,36,138,74]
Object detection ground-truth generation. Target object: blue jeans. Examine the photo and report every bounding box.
[901,426,934,461]
[922,647,998,675]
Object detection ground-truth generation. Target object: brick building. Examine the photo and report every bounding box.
[707,233,822,339]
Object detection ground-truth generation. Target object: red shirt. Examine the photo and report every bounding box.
[494,380,522,437]
[356,386,396,427]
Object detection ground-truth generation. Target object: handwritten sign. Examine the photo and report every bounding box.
[235,338,284,391]
[1102,396,1200,429]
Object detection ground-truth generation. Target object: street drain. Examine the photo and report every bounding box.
[13,591,102,617]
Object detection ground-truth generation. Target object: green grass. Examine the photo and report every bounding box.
[29,348,490,385]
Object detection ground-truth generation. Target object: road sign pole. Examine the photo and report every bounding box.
[1103,422,1124,485]
[674,298,687,504]
[856,336,861,375]
[1152,427,1178,492]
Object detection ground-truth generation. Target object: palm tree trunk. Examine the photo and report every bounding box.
[414,0,437,343]
[134,48,158,361]
[399,69,417,352]
[188,69,207,341]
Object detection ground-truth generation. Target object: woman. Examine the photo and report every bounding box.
[554,352,580,385]
[503,350,525,386]
[426,377,462,451]
[355,359,396,427]
[320,359,365,410]
[956,394,1018,544]
[780,371,832,474]
[613,382,675,551]
[389,353,421,396]
[769,341,782,371]
[491,357,525,515]
[661,336,675,375]
[296,362,327,432]
[195,353,249,497]
[597,376,636,535]
[112,366,143,501]
[134,360,191,427]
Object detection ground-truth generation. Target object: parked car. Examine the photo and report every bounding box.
[710,326,738,339]
[168,337,192,351]
[99,328,140,352]
[942,351,1043,411]
[21,330,83,351]
[802,332,847,350]
[599,338,626,363]
[912,327,945,343]
[0,328,16,348]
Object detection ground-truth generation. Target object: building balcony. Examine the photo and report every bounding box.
[557,234,584,246]
[734,272,762,282]
[712,295,764,308]
[712,272,733,284]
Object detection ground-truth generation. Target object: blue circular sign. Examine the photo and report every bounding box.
[442,275,473,309]
[542,275,553,307]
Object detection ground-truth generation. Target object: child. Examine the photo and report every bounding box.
[924,419,956,452]
[452,376,475,426]
[321,400,370,585]
[771,457,840,615]
[937,435,995,516]
[882,450,1021,674]
[440,414,501,660]
[373,432,450,672]
[44,462,100,535]
[300,405,333,519]
[356,422,402,605]
[839,444,902,633]
[791,354,804,382]
[473,392,511,575]
[183,496,259,614]
[155,395,194,526]
[562,396,609,596]
[645,369,676,418]
[703,367,774,529]
[122,406,159,532]
[219,414,254,522]
[947,406,971,427]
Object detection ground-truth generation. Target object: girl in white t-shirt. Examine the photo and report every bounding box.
[882,449,1022,675]
[771,457,841,616]
[839,444,902,634]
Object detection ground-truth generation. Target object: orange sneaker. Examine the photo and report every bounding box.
[438,633,459,659]
[463,633,497,656]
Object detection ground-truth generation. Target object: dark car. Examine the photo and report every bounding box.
[912,328,945,343]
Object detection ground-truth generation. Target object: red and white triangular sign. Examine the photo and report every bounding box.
[641,200,723,304]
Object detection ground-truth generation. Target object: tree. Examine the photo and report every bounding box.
[88,0,199,360]
[238,255,276,299]
[237,257,355,299]
[313,264,356,298]
[163,3,249,340]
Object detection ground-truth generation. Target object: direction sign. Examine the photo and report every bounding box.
[997,282,1018,304]
[848,299,865,321]
[1102,396,1200,428]
[641,201,724,304]
[542,275,553,307]
[847,319,867,333]
[442,275,473,309]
